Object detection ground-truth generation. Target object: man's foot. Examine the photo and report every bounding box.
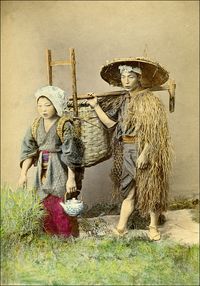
[112,227,128,237]
[147,226,161,241]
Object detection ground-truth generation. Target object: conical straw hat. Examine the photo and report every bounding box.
[100,57,169,88]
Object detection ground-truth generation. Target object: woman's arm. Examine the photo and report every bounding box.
[66,166,77,193]
[18,157,33,187]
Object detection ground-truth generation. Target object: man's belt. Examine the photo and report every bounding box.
[121,135,138,143]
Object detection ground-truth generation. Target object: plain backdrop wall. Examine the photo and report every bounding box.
[1,1,199,207]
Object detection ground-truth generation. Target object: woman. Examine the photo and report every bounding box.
[18,85,84,237]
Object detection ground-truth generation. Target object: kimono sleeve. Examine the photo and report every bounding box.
[20,127,39,167]
[61,121,84,169]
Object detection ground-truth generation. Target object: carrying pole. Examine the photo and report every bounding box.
[67,83,176,113]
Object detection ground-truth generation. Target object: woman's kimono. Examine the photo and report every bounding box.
[20,117,84,237]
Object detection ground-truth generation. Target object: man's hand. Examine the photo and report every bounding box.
[136,153,149,169]
[136,142,151,169]
[87,93,98,108]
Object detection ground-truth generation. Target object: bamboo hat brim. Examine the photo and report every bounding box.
[100,57,169,88]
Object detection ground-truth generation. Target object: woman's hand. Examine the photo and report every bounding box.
[18,158,33,188]
[66,178,77,193]
[67,167,76,193]
[18,173,27,188]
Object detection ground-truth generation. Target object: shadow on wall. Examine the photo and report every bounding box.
[81,159,113,208]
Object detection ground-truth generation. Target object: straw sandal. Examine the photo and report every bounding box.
[148,226,161,241]
[112,227,128,237]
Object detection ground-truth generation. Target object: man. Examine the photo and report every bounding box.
[88,58,172,240]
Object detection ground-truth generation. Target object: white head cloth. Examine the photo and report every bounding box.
[35,85,67,117]
[119,65,142,75]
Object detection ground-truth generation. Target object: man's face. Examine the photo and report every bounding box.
[121,71,139,91]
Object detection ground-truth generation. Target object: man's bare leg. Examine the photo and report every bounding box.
[113,187,135,235]
[148,211,161,241]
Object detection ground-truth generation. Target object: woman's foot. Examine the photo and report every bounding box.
[147,226,161,241]
[112,227,128,237]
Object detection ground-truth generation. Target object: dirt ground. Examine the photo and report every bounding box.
[159,209,199,244]
[79,209,199,245]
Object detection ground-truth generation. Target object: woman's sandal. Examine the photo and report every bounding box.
[112,227,128,237]
[147,226,161,241]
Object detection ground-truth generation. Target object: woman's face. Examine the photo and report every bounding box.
[37,96,57,119]
[121,71,139,91]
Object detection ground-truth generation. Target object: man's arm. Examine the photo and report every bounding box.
[87,96,117,128]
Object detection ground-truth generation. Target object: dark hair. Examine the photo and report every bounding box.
[37,96,53,104]
[136,74,142,87]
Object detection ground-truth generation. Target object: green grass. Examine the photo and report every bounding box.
[1,186,199,285]
[168,197,199,211]
[1,185,44,241]
[1,234,199,285]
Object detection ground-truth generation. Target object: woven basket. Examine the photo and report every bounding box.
[65,100,113,167]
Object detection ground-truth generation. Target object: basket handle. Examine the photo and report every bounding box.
[64,191,68,203]
[64,191,73,203]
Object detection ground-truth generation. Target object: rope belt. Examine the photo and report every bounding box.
[121,135,138,143]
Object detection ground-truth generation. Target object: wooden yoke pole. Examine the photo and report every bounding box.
[168,79,176,113]
[68,82,176,113]
[69,48,78,117]
[46,49,53,85]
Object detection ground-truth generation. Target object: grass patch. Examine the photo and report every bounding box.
[1,185,44,241]
[168,197,199,211]
[1,186,199,285]
[1,235,199,285]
